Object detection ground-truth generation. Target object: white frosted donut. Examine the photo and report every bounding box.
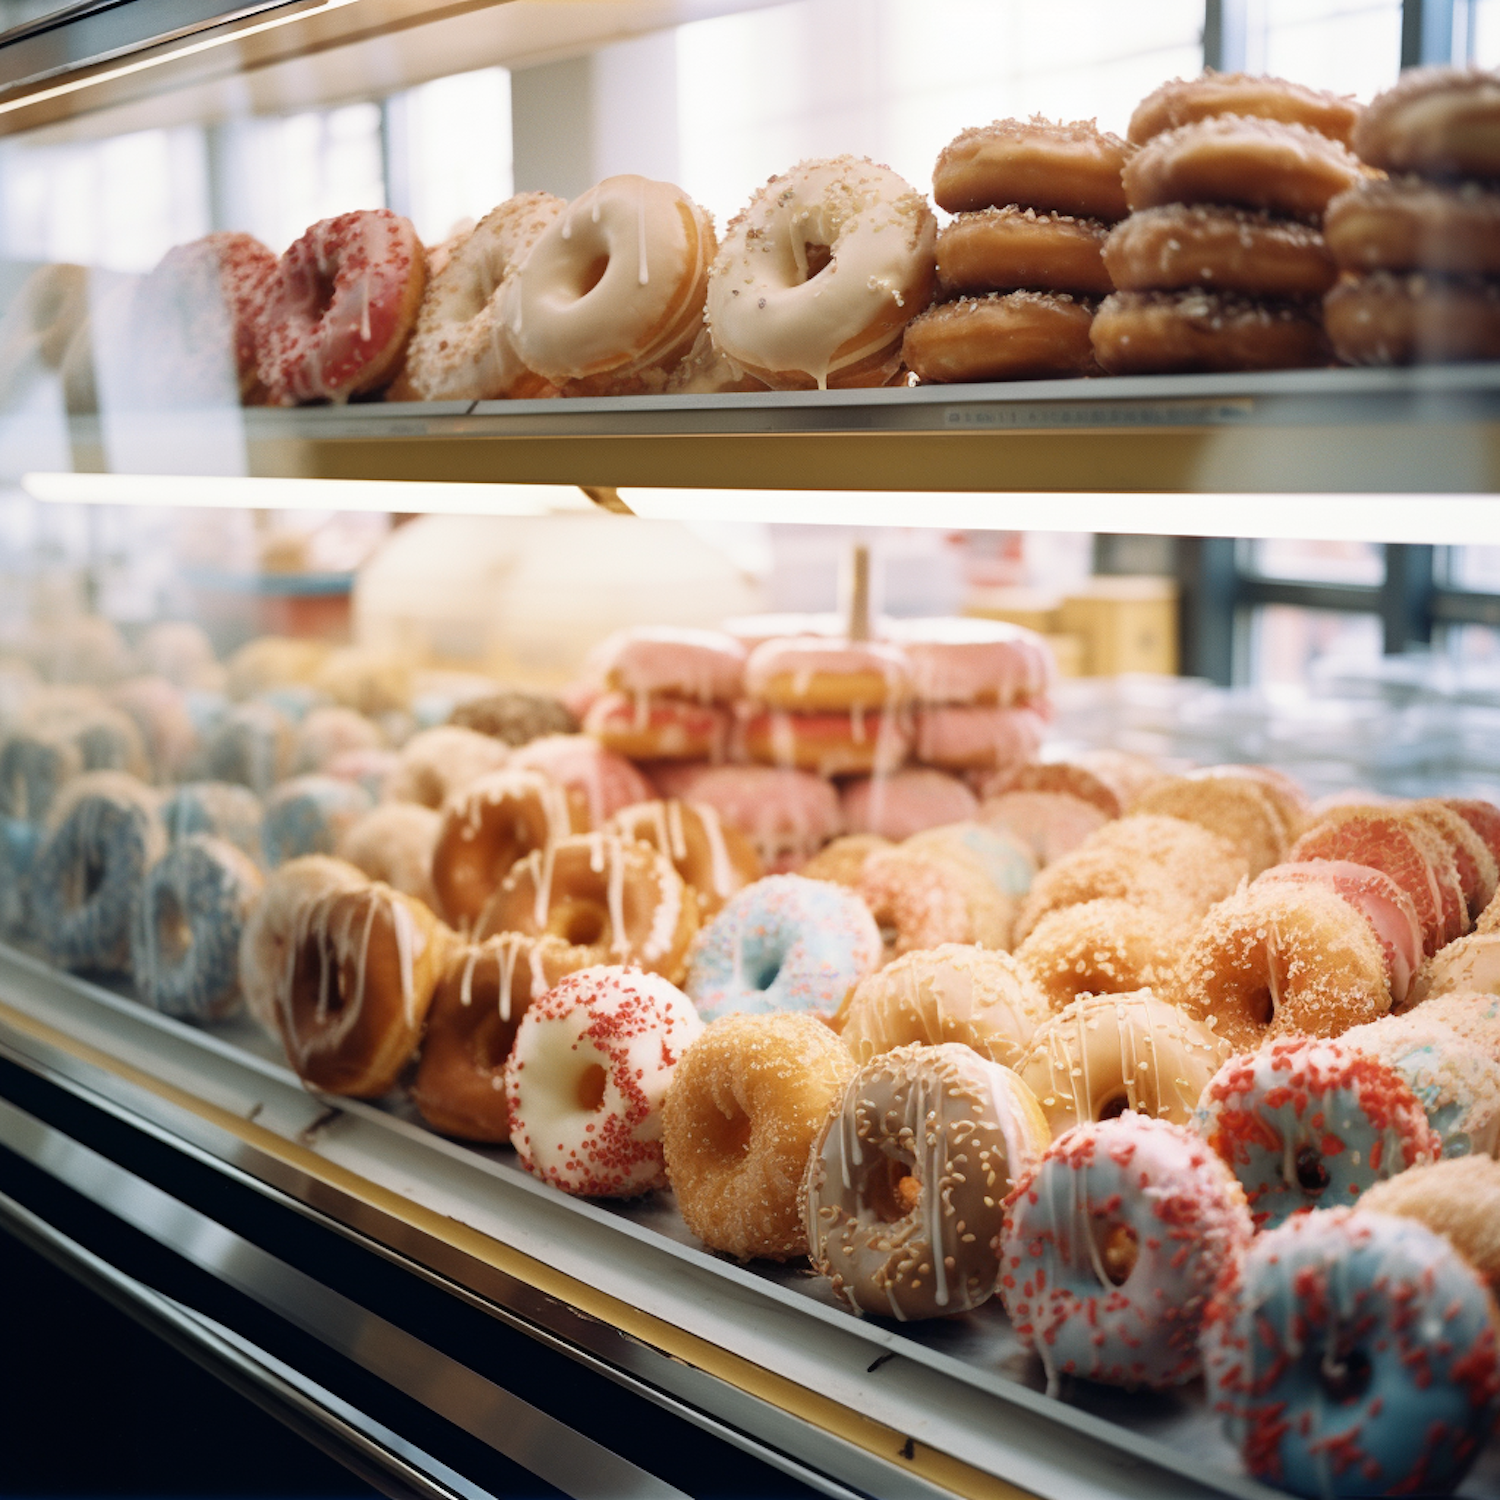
[706,156,938,390]
[503,174,715,395]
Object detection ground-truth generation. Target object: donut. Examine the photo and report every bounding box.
[288,706,382,776]
[506,734,651,823]
[1195,1037,1440,1230]
[839,769,977,842]
[935,208,1112,296]
[1128,73,1361,147]
[132,834,263,1021]
[983,758,1128,816]
[1325,176,1500,275]
[503,965,703,1196]
[902,820,1036,898]
[1014,898,1190,1011]
[662,326,769,394]
[739,706,910,777]
[447,690,578,747]
[1202,1208,1500,1498]
[886,616,1053,708]
[1411,798,1499,922]
[430,767,588,931]
[706,156,937,390]
[108,677,199,784]
[979,789,1111,866]
[584,693,730,762]
[1172,881,1391,1050]
[1326,268,1500,365]
[1445,796,1500,871]
[902,291,1098,383]
[1414,990,1500,1064]
[46,705,147,779]
[1122,115,1365,220]
[745,637,911,712]
[663,1012,855,1260]
[685,873,881,1021]
[1102,203,1337,297]
[669,765,841,873]
[0,263,87,404]
[225,636,328,701]
[381,725,508,811]
[31,772,163,975]
[195,702,292,796]
[910,704,1046,773]
[136,620,219,690]
[1360,1155,1500,1293]
[1091,289,1332,374]
[1354,65,1500,179]
[1131,771,1289,875]
[160,782,262,860]
[603,799,761,916]
[806,1042,1049,1320]
[836,944,1049,1069]
[0,816,37,938]
[933,116,1135,220]
[400,192,563,400]
[798,833,890,888]
[1194,761,1311,838]
[0,727,82,822]
[593,625,745,704]
[858,847,1014,959]
[261,775,372,867]
[1000,1113,1252,1390]
[1411,932,1500,1006]
[336,802,440,909]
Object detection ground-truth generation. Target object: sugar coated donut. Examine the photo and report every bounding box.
[604,799,761,916]
[745,636,910,712]
[836,944,1048,1069]
[448,689,578,747]
[1446,796,1500,871]
[935,207,1112,296]
[706,156,936,391]
[257,209,425,404]
[1203,1208,1500,1498]
[1122,115,1365,220]
[1001,1113,1252,1390]
[1014,898,1189,1010]
[1195,1037,1439,1230]
[383,725,509,810]
[1128,72,1360,147]
[903,292,1097,383]
[336,802,440,909]
[663,1012,855,1260]
[1412,931,1500,1006]
[858,846,1014,959]
[507,733,651,823]
[979,789,1110,866]
[685,873,880,1021]
[506,175,715,395]
[839,769,977,841]
[1412,797,1499,921]
[1102,204,1337,297]
[1131,771,1289,875]
[1325,176,1500,276]
[261,774,372,867]
[1092,289,1331,374]
[289,706,382,775]
[1326,268,1500,365]
[888,616,1053,708]
[670,765,840,873]
[1414,990,1500,1064]
[903,820,1035,898]
[504,965,703,1196]
[806,1042,1049,1320]
[195,702,291,796]
[740,706,909,777]
[798,833,889,888]
[933,116,1134,220]
[594,625,745,703]
[585,693,730,762]
[1360,1154,1500,1293]
[225,636,328,699]
[401,191,563,400]
[132,834,263,1021]
[1355,65,1500,179]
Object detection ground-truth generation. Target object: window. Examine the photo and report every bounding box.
[1249,603,1384,685]
[1244,539,1385,586]
[1244,0,1403,99]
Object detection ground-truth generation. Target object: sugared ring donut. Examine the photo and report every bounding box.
[979,790,1111,867]
[1325,270,1500,366]
[859,846,1014,959]
[1102,204,1337,297]
[477,832,698,985]
[1354,65,1500,180]
[1411,932,1500,1006]
[903,292,1098,384]
[257,209,426,404]
[1122,116,1366,220]
[685,873,881,1022]
[933,116,1135,221]
[400,191,563,401]
[1000,1113,1252,1390]
[288,706,380,776]
[584,692,731,762]
[504,965,703,1197]
[672,766,842,874]
[903,821,1036,900]
[739,707,911,778]
[1325,176,1500,276]
[336,802,441,909]
[197,702,292,797]
[991,759,1128,818]
[1447,797,1500,872]
[935,208,1112,296]
[706,156,937,391]
[594,625,746,704]
[505,175,715,396]
[1194,1037,1440,1230]
[745,636,911,712]
[1202,1208,1500,1498]
[911,704,1047,774]
[836,944,1049,1070]
[1014,898,1191,1011]
[663,1012,854,1261]
[798,834,891,888]
[1131,771,1290,876]
[507,734,653,824]
[132,834,263,1021]
[604,799,761,917]
[839,769,978,842]
[1360,1154,1500,1294]
[1412,798,1499,922]
[1415,990,1500,1065]
[276,880,452,1096]
[382,725,508,810]
[1091,290,1331,375]
[260,774,372,867]
[805,1042,1049,1321]
[1128,71,1361,147]
[887,616,1053,708]
[1017,989,1230,1135]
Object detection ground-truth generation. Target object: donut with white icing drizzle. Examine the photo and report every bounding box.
[604,798,761,916]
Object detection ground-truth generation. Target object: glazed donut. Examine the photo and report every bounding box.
[798,833,890,888]
[663,1012,855,1260]
[1103,203,1336,297]
[685,873,881,1021]
[1131,771,1290,876]
[505,175,715,396]
[836,944,1049,1069]
[503,965,703,1196]
[336,802,441,909]
[1202,1208,1500,1498]
[1000,1113,1252,1390]
[1014,898,1190,1010]
[902,820,1036,899]
[507,733,652,823]
[806,1042,1049,1320]
[0,727,82,822]
[1092,289,1331,374]
[261,775,372,867]
[1360,1155,1500,1293]
[670,766,841,873]
[447,689,578,747]
[739,707,910,777]
[593,625,745,703]
[935,208,1112,296]
[585,693,730,762]
[477,832,698,984]
[276,880,451,1096]
[382,725,508,809]
[603,799,761,916]
[706,156,937,390]
[131,834,263,1021]
[401,192,563,400]
[662,326,769,394]
[979,790,1111,866]
[1128,72,1361,147]
[289,706,382,776]
[1325,176,1500,275]
[902,292,1098,384]
[1411,798,1499,922]
[1354,65,1500,179]
[1326,269,1500,366]
[933,116,1134,220]
[195,702,292,796]
[161,782,263,860]
[745,636,911,712]
[840,769,977,842]
[858,846,1013,959]
[1122,116,1366,220]
[430,767,588,930]
[911,704,1046,773]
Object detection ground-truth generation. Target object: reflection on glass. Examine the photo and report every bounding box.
[1250,603,1383,685]
[1442,622,1500,661]
[1471,0,1500,65]
[1245,538,1385,584]
[1446,545,1500,591]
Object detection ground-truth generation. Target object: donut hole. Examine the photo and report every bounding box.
[576,1062,609,1112]
[707,1103,754,1160]
[1295,1146,1331,1195]
[801,242,834,280]
[746,942,785,993]
[1097,1091,1131,1122]
[1247,984,1275,1027]
[1317,1346,1373,1405]
[470,1012,517,1074]
[1100,1222,1139,1286]
[866,1156,921,1223]
[577,255,611,298]
[66,848,107,910]
[554,898,608,949]
[154,889,194,965]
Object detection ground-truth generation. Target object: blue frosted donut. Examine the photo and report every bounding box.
[685,874,881,1021]
[0,728,82,822]
[0,816,39,937]
[132,834,264,1020]
[1204,1207,1500,1497]
[162,781,263,861]
[195,702,291,796]
[31,772,163,974]
[261,774,372,867]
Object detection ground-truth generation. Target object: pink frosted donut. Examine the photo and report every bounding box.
[841,769,977,841]
[745,637,912,712]
[912,704,1045,774]
[594,626,745,704]
[721,612,843,652]
[740,707,910,778]
[670,765,841,873]
[888,617,1054,707]
[585,693,730,762]
[980,789,1110,865]
[107,676,198,782]
[507,733,651,822]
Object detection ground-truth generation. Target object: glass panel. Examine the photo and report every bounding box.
[1247,0,1403,100]
[1471,0,1500,65]
[1248,602,1384,685]
[1444,544,1500,591]
[1244,538,1385,585]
